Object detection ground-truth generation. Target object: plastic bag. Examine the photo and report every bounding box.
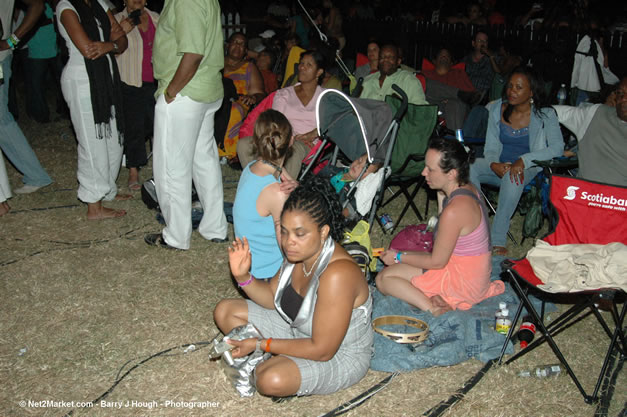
[343,220,377,271]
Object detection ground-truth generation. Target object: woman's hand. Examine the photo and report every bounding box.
[380,249,397,266]
[225,337,258,359]
[85,41,113,60]
[294,130,318,148]
[119,17,135,34]
[490,162,511,179]
[239,94,256,107]
[228,237,252,281]
[279,171,298,194]
[508,158,525,185]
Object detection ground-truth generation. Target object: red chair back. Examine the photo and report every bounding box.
[356,52,369,68]
[544,175,627,246]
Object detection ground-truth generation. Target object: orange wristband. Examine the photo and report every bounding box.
[264,338,273,353]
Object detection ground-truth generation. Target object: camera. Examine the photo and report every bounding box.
[129,9,141,26]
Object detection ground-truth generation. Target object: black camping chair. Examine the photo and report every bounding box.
[497,175,627,404]
[374,95,438,233]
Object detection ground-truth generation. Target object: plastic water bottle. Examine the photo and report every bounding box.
[496,308,512,335]
[557,84,567,105]
[518,364,562,378]
[517,315,536,349]
[495,302,507,329]
[379,213,394,232]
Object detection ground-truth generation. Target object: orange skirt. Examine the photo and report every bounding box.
[411,253,504,310]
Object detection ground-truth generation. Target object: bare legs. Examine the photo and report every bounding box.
[213,299,301,397]
[128,167,141,190]
[375,264,452,316]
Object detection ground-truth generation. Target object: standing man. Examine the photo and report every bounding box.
[463,30,497,95]
[1,0,53,196]
[145,0,227,250]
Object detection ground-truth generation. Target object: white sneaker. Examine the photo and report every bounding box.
[14,184,44,194]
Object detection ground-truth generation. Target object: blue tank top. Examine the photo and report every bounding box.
[499,121,530,163]
[233,162,283,278]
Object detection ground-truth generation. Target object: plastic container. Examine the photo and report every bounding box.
[517,315,536,349]
[518,364,562,378]
[380,213,394,232]
[557,84,567,105]
[495,302,507,328]
[496,308,512,335]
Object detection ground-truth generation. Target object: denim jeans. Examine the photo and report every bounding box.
[470,158,534,247]
[0,55,53,187]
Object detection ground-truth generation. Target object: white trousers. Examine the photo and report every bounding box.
[153,93,226,249]
[0,155,10,202]
[61,69,122,203]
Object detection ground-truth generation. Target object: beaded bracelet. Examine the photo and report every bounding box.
[6,38,15,50]
[7,33,20,50]
[238,274,254,287]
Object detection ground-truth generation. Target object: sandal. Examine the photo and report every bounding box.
[128,181,142,191]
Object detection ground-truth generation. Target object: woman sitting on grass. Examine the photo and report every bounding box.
[376,137,504,315]
[214,176,373,398]
[233,109,297,280]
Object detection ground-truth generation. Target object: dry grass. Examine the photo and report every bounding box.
[1,109,624,417]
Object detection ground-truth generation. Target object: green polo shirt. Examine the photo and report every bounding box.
[361,69,427,105]
[153,0,224,103]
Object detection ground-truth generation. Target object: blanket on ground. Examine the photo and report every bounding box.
[370,255,554,372]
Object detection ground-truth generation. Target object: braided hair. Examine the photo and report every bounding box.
[281,176,346,242]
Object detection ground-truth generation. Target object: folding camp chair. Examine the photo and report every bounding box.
[497,175,627,404]
[374,96,438,233]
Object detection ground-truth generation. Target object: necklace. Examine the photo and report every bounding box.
[260,159,283,176]
[302,248,323,277]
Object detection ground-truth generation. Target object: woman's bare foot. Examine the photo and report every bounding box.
[493,246,508,256]
[429,295,452,317]
[87,201,126,220]
[114,193,133,201]
[0,201,10,217]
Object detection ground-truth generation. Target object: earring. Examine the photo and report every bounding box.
[530,97,534,104]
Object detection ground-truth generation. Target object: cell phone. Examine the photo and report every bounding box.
[129,9,141,26]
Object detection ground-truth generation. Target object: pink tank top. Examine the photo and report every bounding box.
[446,189,491,256]
[140,17,156,83]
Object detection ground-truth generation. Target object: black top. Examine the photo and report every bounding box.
[280,283,304,321]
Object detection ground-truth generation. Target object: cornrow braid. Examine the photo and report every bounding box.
[282,176,346,242]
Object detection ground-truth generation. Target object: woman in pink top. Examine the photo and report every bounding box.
[115,0,159,190]
[376,137,504,315]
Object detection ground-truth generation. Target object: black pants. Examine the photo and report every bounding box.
[24,55,66,123]
[121,81,156,168]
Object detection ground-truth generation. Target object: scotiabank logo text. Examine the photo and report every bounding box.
[580,191,627,211]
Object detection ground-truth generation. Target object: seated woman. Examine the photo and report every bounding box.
[221,32,266,160]
[469,66,563,256]
[237,50,328,179]
[214,176,373,398]
[376,137,504,315]
[233,110,296,280]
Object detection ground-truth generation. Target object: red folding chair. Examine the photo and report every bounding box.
[497,175,627,403]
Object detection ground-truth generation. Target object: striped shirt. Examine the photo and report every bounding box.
[114,8,159,87]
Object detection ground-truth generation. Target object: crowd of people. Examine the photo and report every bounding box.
[1,0,626,400]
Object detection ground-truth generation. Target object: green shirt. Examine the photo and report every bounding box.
[153,0,224,103]
[361,69,427,105]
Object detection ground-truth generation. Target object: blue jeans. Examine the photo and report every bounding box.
[470,158,534,247]
[0,55,53,187]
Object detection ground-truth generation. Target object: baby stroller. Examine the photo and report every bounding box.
[301,85,409,228]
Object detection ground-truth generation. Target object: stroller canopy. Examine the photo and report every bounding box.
[315,89,394,163]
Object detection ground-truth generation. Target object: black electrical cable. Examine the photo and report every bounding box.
[422,359,497,417]
[62,339,216,417]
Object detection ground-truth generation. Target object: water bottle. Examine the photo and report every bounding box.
[379,213,394,232]
[495,302,507,329]
[517,315,536,349]
[557,84,567,105]
[496,308,512,335]
[518,364,562,378]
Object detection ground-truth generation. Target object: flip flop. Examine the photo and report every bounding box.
[492,246,508,256]
[128,181,142,191]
